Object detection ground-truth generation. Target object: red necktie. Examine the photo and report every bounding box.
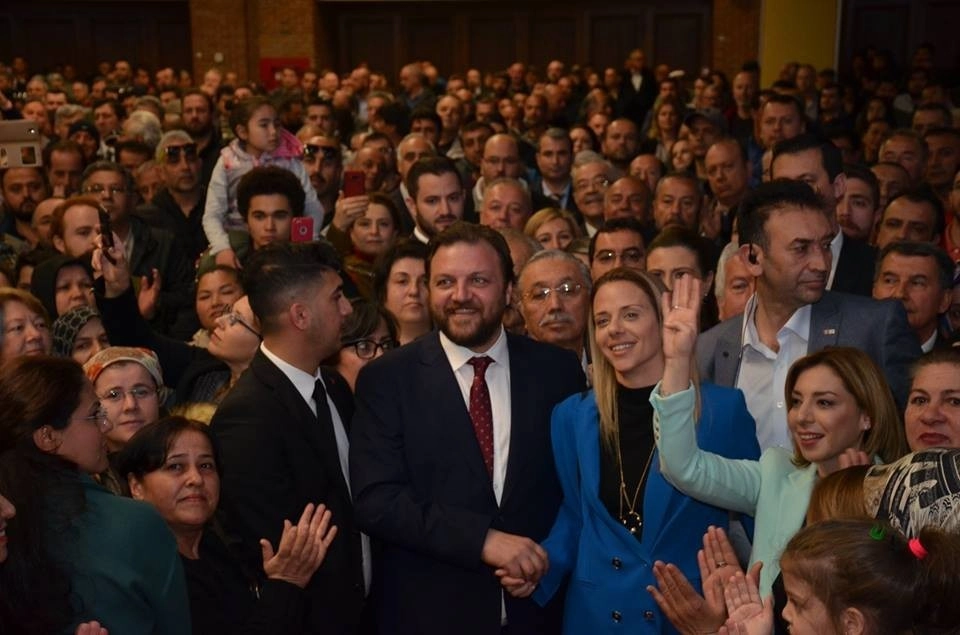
[468,356,494,477]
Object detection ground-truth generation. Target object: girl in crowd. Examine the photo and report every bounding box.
[652,275,907,596]
[524,207,582,251]
[327,297,398,392]
[647,96,683,165]
[374,239,431,346]
[0,288,51,363]
[0,356,189,633]
[522,269,759,633]
[645,227,719,332]
[190,265,244,348]
[52,305,110,364]
[343,193,402,299]
[116,417,337,635]
[204,96,322,269]
[721,520,960,634]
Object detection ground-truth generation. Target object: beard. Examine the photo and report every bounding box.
[5,200,36,223]
[431,298,505,349]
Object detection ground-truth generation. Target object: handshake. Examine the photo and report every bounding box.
[481,528,549,599]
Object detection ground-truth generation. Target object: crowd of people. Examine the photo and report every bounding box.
[0,40,959,634]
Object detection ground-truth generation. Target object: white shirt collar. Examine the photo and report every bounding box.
[922,330,938,353]
[260,342,321,406]
[439,326,509,373]
[827,229,843,288]
[741,294,812,352]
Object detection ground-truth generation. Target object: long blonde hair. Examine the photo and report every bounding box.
[589,268,699,452]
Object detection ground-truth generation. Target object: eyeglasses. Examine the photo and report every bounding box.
[303,144,339,162]
[99,386,159,404]
[82,184,127,197]
[74,408,112,431]
[574,175,611,191]
[342,338,396,360]
[524,282,584,303]
[222,311,262,339]
[163,143,198,164]
[594,248,645,266]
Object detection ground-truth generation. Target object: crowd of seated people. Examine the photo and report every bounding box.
[0,41,958,633]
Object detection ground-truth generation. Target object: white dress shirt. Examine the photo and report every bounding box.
[260,343,372,593]
[826,229,843,289]
[736,296,812,451]
[439,327,512,504]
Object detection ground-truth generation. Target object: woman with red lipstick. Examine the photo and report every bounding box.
[117,417,336,635]
[652,275,907,601]
[0,356,189,633]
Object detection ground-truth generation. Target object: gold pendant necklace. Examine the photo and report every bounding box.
[617,437,655,535]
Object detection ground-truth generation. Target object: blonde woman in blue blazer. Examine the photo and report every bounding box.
[653,276,908,596]
[525,269,760,634]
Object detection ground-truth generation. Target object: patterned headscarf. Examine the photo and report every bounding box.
[52,305,102,357]
[865,448,960,536]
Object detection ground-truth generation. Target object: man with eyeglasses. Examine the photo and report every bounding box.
[517,249,592,369]
[135,130,208,263]
[571,152,620,237]
[81,161,195,338]
[588,217,647,280]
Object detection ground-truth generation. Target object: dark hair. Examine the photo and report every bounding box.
[0,358,89,632]
[762,92,805,119]
[911,347,960,382]
[647,226,716,277]
[460,120,494,142]
[373,239,428,304]
[42,140,84,168]
[229,95,275,141]
[772,132,843,181]
[781,519,960,633]
[340,297,398,345]
[406,155,461,200]
[243,240,342,335]
[196,264,242,293]
[80,160,134,194]
[181,88,214,113]
[737,179,827,250]
[885,186,945,237]
[426,221,515,286]
[843,163,880,211]
[115,416,222,486]
[365,192,403,230]
[914,103,953,127]
[588,217,646,263]
[410,107,441,132]
[377,102,410,136]
[236,166,306,220]
[875,241,954,291]
[114,140,153,162]
[923,126,960,145]
[707,136,748,164]
[92,98,126,121]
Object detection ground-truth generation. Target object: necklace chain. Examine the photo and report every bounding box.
[616,433,655,535]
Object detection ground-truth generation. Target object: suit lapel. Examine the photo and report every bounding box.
[809,293,841,352]
[254,352,351,497]
[502,336,534,506]
[715,318,744,386]
[418,334,493,489]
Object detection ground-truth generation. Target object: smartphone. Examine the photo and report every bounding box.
[343,170,366,197]
[98,207,116,263]
[291,217,314,243]
[0,120,42,169]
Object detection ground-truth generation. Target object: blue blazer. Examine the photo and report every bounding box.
[535,383,759,634]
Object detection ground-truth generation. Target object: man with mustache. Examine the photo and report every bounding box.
[696,180,920,450]
[351,222,585,634]
[0,167,46,251]
[571,152,619,237]
[516,249,591,369]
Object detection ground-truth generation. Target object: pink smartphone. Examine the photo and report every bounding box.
[290,217,314,242]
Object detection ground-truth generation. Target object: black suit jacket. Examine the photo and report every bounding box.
[349,332,585,635]
[617,69,657,127]
[211,350,366,633]
[832,234,878,297]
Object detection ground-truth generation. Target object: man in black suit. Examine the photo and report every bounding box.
[617,48,657,127]
[530,128,577,215]
[350,222,585,635]
[211,241,370,633]
[771,133,878,297]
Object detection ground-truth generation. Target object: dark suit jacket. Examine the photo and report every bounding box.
[696,291,921,411]
[831,235,878,297]
[350,332,585,635]
[210,350,366,634]
[617,70,657,127]
[389,187,417,236]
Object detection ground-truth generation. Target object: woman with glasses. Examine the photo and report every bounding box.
[515,269,759,633]
[0,355,189,633]
[325,297,398,391]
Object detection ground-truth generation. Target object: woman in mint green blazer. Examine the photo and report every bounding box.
[652,276,908,595]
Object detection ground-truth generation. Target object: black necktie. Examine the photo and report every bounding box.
[313,378,334,429]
